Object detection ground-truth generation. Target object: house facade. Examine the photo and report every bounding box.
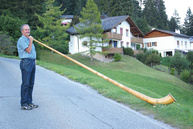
[61,15,74,26]
[143,29,192,57]
[66,15,144,55]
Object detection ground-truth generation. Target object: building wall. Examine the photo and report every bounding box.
[143,36,191,57]
[69,35,102,54]
[113,20,131,48]
[69,20,133,54]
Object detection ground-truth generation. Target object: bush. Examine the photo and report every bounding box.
[113,53,122,61]
[136,49,160,67]
[170,52,190,74]
[136,52,148,64]
[123,47,134,56]
[146,53,161,67]
[0,32,16,55]
[161,57,171,67]
[170,68,175,75]
[180,69,191,83]
[186,51,193,69]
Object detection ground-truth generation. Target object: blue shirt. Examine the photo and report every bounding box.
[17,35,36,59]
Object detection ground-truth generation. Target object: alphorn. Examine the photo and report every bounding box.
[33,38,176,105]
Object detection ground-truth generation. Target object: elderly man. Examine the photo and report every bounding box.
[17,24,38,110]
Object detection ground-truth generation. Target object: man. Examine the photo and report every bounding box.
[17,24,38,110]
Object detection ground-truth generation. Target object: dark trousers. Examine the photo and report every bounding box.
[20,58,36,106]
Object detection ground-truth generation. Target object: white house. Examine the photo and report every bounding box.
[61,15,74,26]
[66,15,144,56]
[143,29,192,57]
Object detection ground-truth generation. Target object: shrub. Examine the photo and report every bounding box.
[161,57,171,67]
[0,32,16,55]
[136,49,160,67]
[180,69,191,83]
[186,51,193,69]
[170,52,190,74]
[146,53,161,67]
[170,68,175,75]
[113,53,122,61]
[136,52,148,64]
[123,47,134,56]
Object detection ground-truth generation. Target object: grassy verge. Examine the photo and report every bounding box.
[1,51,193,129]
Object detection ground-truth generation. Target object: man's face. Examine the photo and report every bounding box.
[21,25,30,37]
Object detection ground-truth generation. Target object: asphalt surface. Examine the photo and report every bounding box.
[0,57,175,129]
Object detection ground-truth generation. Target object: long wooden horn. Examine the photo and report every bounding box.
[33,39,176,105]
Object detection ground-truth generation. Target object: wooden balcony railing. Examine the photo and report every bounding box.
[131,37,143,43]
[103,32,122,40]
[102,47,123,54]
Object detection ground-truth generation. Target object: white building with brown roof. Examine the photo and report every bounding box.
[143,29,192,57]
[66,15,144,56]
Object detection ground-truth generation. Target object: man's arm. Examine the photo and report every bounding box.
[25,36,33,53]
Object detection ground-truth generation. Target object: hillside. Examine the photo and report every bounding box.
[38,50,193,129]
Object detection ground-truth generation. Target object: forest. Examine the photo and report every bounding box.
[0,0,193,55]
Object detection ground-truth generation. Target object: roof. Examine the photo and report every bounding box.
[190,36,193,42]
[61,15,74,19]
[145,29,190,38]
[66,15,144,37]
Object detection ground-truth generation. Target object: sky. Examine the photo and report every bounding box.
[163,0,193,24]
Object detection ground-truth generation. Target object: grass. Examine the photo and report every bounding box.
[1,51,193,129]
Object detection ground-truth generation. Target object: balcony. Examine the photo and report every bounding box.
[102,47,123,54]
[131,37,143,43]
[103,32,122,40]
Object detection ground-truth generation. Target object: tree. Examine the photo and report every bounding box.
[186,50,193,69]
[170,52,190,74]
[0,32,16,55]
[36,0,69,54]
[143,0,168,30]
[0,14,25,41]
[168,16,178,32]
[75,0,106,61]
[0,0,45,30]
[182,7,193,36]
[172,9,181,29]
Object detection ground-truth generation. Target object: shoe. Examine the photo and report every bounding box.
[21,105,32,110]
[29,103,38,108]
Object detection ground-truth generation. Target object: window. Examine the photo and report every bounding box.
[120,28,123,35]
[82,41,87,46]
[144,43,148,48]
[177,40,179,48]
[126,29,129,37]
[181,41,183,46]
[112,27,117,33]
[121,41,123,47]
[127,42,129,47]
[152,42,157,47]
[185,41,187,48]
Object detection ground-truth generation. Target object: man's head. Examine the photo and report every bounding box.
[21,24,30,37]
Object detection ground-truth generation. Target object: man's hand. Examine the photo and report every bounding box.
[25,36,33,53]
[28,36,34,42]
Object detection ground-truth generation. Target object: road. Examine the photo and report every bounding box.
[0,57,175,129]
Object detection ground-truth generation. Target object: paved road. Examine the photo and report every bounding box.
[0,57,175,129]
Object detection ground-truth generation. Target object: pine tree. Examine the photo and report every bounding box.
[182,7,193,36]
[75,0,106,61]
[168,17,178,32]
[36,0,69,53]
[173,9,181,29]
[143,0,168,30]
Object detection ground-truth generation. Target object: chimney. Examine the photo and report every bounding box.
[175,29,180,34]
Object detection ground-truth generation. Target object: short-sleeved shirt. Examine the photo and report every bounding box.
[17,35,36,59]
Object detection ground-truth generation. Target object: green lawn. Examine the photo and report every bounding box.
[1,51,193,129]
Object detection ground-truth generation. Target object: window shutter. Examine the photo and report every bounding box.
[147,43,149,47]
[155,42,157,46]
[142,43,144,48]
